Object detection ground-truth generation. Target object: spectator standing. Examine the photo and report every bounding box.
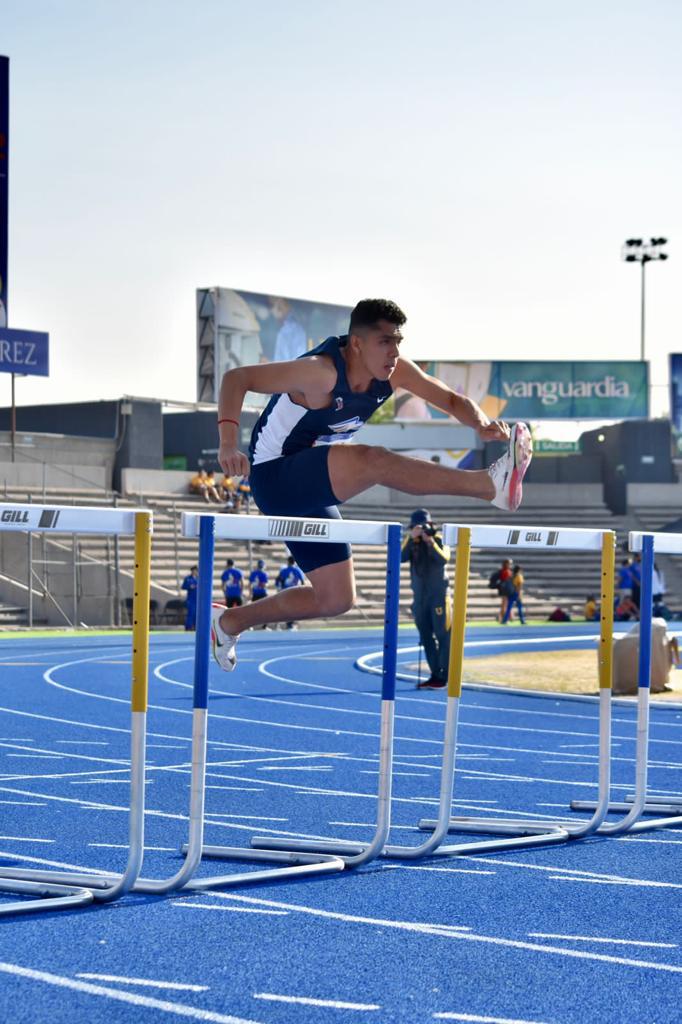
[221,559,244,608]
[276,556,305,629]
[250,558,270,629]
[181,566,199,631]
[502,564,526,624]
[250,559,269,602]
[583,594,599,621]
[652,562,666,603]
[616,558,633,601]
[401,509,451,689]
[493,558,514,623]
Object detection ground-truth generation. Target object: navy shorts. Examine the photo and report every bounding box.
[249,447,351,574]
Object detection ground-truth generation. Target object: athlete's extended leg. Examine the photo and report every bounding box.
[210,560,355,671]
[328,422,532,512]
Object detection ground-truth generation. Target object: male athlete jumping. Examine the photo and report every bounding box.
[211,298,532,670]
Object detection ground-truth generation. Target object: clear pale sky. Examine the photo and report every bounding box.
[2,0,680,419]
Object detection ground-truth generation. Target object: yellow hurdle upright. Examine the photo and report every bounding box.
[0,503,154,915]
[132,510,153,713]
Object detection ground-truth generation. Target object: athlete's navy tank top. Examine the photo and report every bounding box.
[249,336,393,466]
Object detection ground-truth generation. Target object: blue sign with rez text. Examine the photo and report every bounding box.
[0,327,49,376]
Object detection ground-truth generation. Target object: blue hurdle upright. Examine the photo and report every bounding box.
[176,510,402,888]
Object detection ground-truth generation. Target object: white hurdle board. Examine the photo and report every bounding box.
[182,512,399,546]
[629,530,682,555]
[443,523,606,552]
[0,502,141,535]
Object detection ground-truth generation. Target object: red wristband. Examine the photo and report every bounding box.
[218,417,239,426]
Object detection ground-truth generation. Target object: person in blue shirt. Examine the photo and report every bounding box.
[617,558,633,600]
[249,559,269,602]
[209,298,532,672]
[221,559,244,608]
[181,566,198,632]
[276,556,305,630]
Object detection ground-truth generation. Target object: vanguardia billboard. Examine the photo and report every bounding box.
[382,360,648,421]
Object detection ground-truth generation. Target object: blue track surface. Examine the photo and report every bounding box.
[1,626,682,1024]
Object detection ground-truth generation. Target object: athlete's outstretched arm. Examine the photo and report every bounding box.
[390,358,509,442]
[217,357,337,476]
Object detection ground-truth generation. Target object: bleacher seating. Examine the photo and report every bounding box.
[0,482,663,627]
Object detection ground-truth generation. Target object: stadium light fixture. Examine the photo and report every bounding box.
[621,236,670,361]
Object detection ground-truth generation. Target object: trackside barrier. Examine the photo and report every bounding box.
[570,530,682,834]
[0,503,152,916]
[261,523,616,862]
[173,511,403,888]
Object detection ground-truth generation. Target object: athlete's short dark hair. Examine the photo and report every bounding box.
[349,299,406,334]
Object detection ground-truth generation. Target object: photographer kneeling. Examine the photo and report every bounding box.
[401,509,451,689]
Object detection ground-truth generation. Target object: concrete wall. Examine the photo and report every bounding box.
[347,483,606,509]
[0,431,115,491]
[122,468,195,495]
[627,483,682,507]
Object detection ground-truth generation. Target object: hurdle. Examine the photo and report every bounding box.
[255,523,616,862]
[0,502,152,916]
[170,510,404,886]
[569,530,682,834]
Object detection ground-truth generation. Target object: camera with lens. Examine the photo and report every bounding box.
[420,523,437,537]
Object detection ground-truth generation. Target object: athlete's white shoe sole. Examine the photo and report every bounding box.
[489,423,533,512]
[210,604,239,672]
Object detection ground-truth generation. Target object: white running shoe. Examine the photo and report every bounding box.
[210,604,239,672]
[488,422,533,512]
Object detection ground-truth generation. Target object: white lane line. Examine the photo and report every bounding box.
[548,875,676,888]
[392,866,495,877]
[200,892,682,975]
[434,1014,550,1024]
[76,973,209,992]
[0,963,261,1024]
[88,843,175,852]
[0,835,54,843]
[0,800,46,806]
[204,786,265,793]
[0,740,129,767]
[6,754,65,760]
[258,766,333,772]
[56,740,110,746]
[173,903,287,917]
[528,933,677,948]
[70,780,150,786]
[203,814,288,822]
[458,855,682,890]
[253,993,380,1011]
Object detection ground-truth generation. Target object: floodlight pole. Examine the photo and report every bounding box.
[621,237,669,365]
[10,371,15,462]
[640,259,646,363]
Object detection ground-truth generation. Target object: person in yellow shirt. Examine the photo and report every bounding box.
[189,468,221,503]
[501,564,526,624]
[219,474,237,508]
[584,594,599,621]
